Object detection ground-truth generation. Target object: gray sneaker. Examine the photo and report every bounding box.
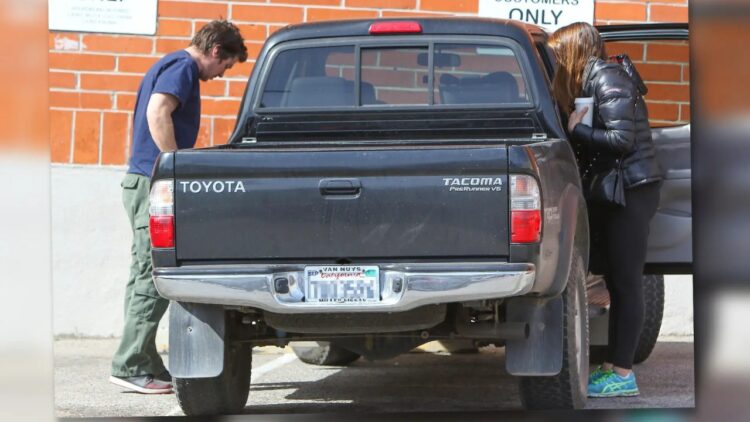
[109,374,173,394]
[155,370,172,383]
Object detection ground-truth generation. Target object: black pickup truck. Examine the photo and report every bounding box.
[148,18,691,415]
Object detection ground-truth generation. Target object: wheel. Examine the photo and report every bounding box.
[634,274,664,363]
[519,252,589,410]
[589,274,664,365]
[291,341,361,366]
[174,341,252,416]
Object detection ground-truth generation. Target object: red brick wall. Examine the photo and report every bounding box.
[48,0,688,165]
[606,39,690,126]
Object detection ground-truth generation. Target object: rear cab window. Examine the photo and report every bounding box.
[257,38,533,110]
[433,44,529,105]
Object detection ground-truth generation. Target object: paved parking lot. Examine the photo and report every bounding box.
[53,337,694,417]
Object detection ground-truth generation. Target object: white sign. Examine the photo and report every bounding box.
[478,0,594,32]
[49,0,158,35]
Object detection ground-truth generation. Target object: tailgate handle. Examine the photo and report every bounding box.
[319,178,361,197]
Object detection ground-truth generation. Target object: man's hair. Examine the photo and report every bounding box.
[191,20,248,63]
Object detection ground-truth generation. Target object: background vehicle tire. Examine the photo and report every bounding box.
[174,341,252,416]
[589,274,664,365]
[519,253,589,410]
[634,274,665,363]
[291,341,361,366]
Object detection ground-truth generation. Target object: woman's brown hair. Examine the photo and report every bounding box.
[548,22,606,113]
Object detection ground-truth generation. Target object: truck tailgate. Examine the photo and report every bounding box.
[174,144,510,261]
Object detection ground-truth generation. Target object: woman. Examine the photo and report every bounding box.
[548,22,663,398]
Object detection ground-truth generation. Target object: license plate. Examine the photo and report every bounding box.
[304,265,380,304]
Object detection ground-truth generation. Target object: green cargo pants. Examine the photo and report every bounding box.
[111,173,169,377]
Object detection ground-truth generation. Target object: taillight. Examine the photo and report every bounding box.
[149,180,174,248]
[368,21,422,35]
[510,175,541,243]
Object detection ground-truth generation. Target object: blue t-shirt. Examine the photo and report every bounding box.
[127,50,200,177]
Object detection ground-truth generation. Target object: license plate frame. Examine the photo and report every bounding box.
[304,265,380,304]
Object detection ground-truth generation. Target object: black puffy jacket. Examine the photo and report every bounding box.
[571,57,662,189]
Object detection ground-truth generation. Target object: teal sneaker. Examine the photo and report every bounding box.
[588,365,612,384]
[587,370,640,397]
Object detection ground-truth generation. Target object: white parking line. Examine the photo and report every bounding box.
[251,353,297,382]
[166,353,298,416]
[166,403,182,416]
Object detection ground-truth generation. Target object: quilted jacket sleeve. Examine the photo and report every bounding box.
[572,66,638,155]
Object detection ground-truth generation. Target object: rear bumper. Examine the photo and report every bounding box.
[153,262,535,314]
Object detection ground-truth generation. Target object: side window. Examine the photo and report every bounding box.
[535,41,556,81]
[260,46,355,108]
[433,44,529,105]
[360,47,429,106]
[605,39,690,127]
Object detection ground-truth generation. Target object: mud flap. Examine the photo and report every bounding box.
[169,301,226,378]
[505,296,563,376]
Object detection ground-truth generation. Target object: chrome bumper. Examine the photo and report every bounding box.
[153,262,535,314]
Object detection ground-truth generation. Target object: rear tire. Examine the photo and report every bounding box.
[291,341,361,366]
[519,253,589,410]
[174,341,252,416]
[589,274,664,365]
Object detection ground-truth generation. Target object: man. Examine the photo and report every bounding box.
[108,20,247,394]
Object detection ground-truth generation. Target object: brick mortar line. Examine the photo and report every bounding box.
[50,163,128,170]
[51,65,257,73]
[646,2,689,7]
[51,106,123,112]
[157,17,201,21]
[645,100,690,104]
[643,80,690,84]
[126,108,133,165]
[50,98,242,105]
[70,35,158,42]
[611,60,689,65]
[64,71,164,79]
[98,112,104,165]
[49,51,163,58]
[49,89,135,96]
[652,122,689,126]
[53,75,242,85]
[50,38,266,46]
[49,89,136,100]
[56,112,240,118]
[300,5,456,12]
[69,110,76,164]
[598,20,655,24]
[248,5,462,16]
[49,69,150,77]
[596,0,685,4]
